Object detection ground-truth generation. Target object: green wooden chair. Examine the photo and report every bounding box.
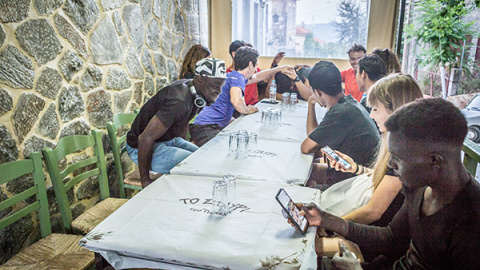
[107,112,162,198]
[107,113,142,197]
[463,138,480,177]
[42,130,128,234]
[0,152,94,269]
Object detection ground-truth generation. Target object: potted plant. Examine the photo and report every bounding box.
[405,0,478,97]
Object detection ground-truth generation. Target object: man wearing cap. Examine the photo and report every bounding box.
[189,46,293,147]
[301,61,379,188]
[126,58,227,188]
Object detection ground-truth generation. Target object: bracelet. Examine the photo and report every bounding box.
[271,63,278,68]
[353,163,359,174]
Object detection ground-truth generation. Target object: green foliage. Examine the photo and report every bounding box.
[332,0,367,46]
[405,0,477,71]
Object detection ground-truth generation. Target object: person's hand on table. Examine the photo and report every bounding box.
[329,150,356,173]
[287,202,323,227]
[332,240,363,270]
[271,52,285,67]
[247,105,258,114]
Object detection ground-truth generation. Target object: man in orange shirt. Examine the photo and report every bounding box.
[341,44,366,102]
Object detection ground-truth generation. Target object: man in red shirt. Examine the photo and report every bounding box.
[341,44,366,102]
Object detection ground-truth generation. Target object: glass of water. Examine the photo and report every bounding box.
[212,180,228,215]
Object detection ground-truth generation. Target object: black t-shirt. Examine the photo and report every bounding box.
[371,168,404,227]
[127,79,197,148]
[347,177,480,270]
[309,95,380,185]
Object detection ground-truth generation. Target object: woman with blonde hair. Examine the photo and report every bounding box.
[322,73,424,226]
[179,44,211,79]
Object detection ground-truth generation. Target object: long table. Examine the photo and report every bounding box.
[81,98,326,269]
[80,175,321,269]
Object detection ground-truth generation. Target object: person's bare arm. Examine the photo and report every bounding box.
[342,176,402,224]
[306,96,319,134]
[247,65,293,85]
[283,68,313,100]
[230,87,258,114]
[301,137,320,154]
[137,116,168,188]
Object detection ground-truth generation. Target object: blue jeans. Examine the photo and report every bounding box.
[126,137,199,174]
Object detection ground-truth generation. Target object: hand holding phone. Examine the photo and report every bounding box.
[321,146,352,171]
[276,188,309,234]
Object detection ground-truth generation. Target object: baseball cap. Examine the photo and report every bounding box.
[195,58,227,79]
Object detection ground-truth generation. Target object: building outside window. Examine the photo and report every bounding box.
[232,0,370,59]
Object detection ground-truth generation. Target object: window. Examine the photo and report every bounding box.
[231,0,370,59]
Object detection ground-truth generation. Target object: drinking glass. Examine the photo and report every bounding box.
[281,93,290,109]
[236,134,248,160]
[248,133,258,152]
[228,132,238,157]
[290,93,298,110]
[212,180,228,215]
[223,175,237,211]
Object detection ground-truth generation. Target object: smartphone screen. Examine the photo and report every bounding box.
[275,188,309,234]
[321,146,352,170]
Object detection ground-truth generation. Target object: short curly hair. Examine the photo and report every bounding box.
[234,47,259,71]
[385,98,468,146]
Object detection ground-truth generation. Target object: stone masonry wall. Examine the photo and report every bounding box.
[0,0,207,264]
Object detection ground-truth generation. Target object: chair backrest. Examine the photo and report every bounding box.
[107,113,137,198]
[0,152,51,238]
[42,129,109,232]
[463,138,480,177]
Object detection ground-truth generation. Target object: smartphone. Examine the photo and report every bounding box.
[321,146,352,170]
[275,188,309,234]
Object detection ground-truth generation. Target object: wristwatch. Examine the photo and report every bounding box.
[293,76,301,82]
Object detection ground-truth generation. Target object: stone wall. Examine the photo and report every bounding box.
[0,0,207,264]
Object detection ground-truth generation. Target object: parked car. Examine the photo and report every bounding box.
[462,94,480,143]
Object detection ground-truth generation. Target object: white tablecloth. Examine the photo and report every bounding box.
[221,100,327,142]
[80,175,321,270]
[170,135,313,185]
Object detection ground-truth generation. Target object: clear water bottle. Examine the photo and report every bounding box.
[269,80,277,103]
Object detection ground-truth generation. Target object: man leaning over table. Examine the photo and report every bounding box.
[189,46,293,147]
[126,58,227,188]
[301,61,379,188]
[295,98,480,270]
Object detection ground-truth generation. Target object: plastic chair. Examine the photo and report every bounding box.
[42,130,128,234]
[0,152,94,269]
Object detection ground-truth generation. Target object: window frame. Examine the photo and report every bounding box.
[209,0,400,71]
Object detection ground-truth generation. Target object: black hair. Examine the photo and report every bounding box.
[358,54,387,82]
[229,40,247,56]
[234,47,259,71]
[385,98,468,146]
[275,73,293,93]
[308,61,342,96]
[347,43,366,55]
